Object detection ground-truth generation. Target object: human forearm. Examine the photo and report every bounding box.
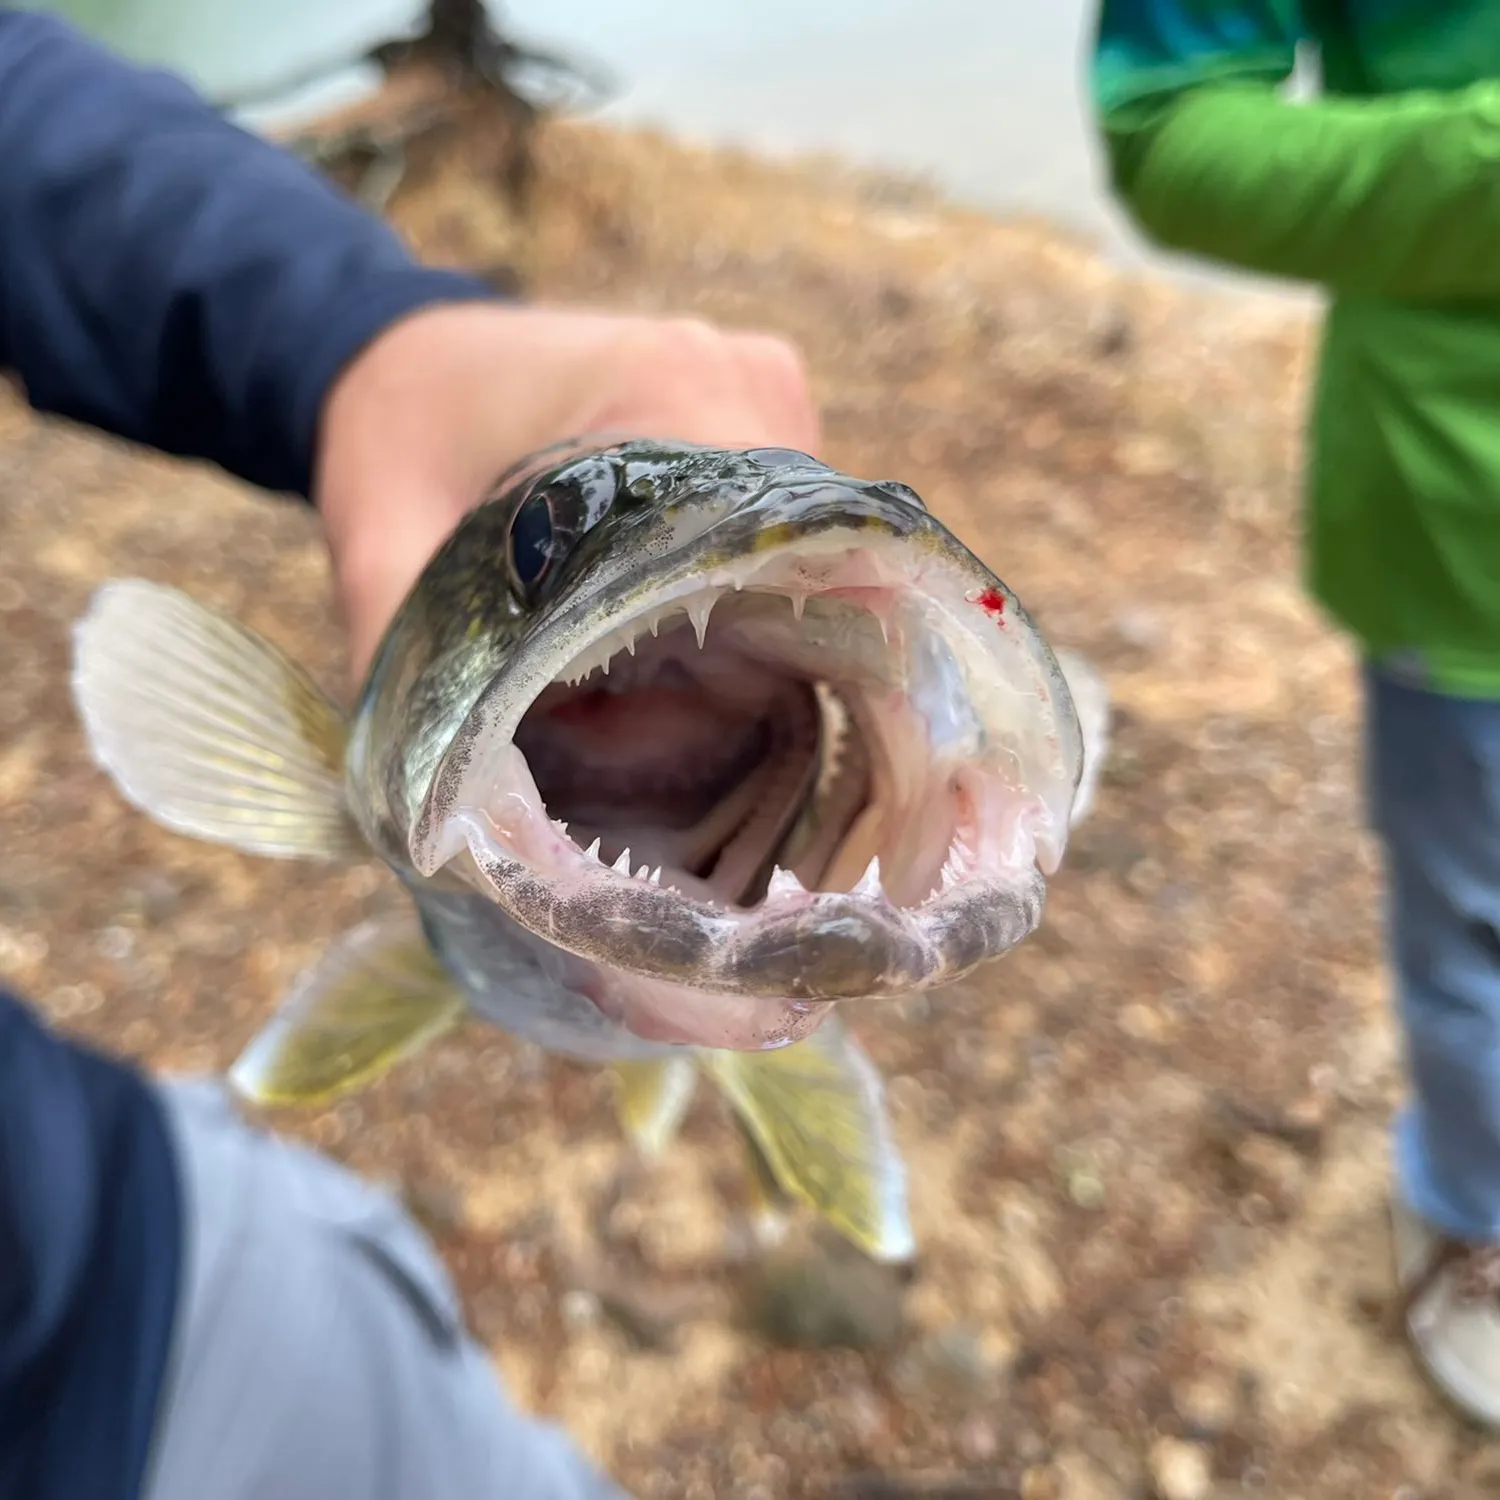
[0,9,494,496]
[1106,80,1500,300]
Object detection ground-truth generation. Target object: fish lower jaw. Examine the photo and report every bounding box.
[428,772,1048,1008]
[547,802,1011,916]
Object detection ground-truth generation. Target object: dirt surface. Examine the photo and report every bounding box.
[2,102,1493,1497]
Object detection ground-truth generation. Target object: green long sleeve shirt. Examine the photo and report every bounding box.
[1092,1,1500,694]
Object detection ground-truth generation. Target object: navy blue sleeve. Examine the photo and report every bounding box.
[0,989,182,1500]
[0,9,498,498]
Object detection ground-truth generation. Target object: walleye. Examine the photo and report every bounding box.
[71,440,1103,1262]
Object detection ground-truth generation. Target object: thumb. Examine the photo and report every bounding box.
[327,488,470,689]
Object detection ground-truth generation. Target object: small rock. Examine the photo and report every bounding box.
[1067,825,1147,877]
[1201,1223,1259,1275]
[1102,746,1146,788]
[477,261,523,296]
[1015,1429,1048,1466]
[878,281,916,319]
[1111,605,1165,652]
[842,1382,885,1445]
[1237,1191,1276,1226]
[956,1412,999,1464]
[1020,1463,1061,1499]
[44,982,104,1020]
[1068,1167,1107,1212]
[1050,1448,1125,1500]
[1458,1446,1500,1492]
[1233,1135,1306,1214]
[892,1325,1002,1404]
[996,1192,1063,1317]
[1091,303,1134,359]
[560,1289,600,1330]
[400,1174,467,1239]
[1118,1000,1168,1041]
[1172,1369,1238,1437]
[742,1244,905,1351]
[1279,1092,1332,1154]
[96,924,135,960]
[1124,860,1168,901]
[1082,1429,1147,1489]
[123,870,185,925]
[594,1274,713,1352]
[1149,1437,1212,1500]
[895,992,930,1024]
[1117,434,1179,479]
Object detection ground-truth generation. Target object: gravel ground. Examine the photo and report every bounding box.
[3,100,1493,1498]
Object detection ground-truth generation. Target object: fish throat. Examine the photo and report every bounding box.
[515,602,876,911]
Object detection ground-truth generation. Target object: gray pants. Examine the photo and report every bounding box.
[143,1077,629,1500]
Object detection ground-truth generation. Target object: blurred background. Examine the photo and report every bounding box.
[0,4,1467,1498]
[20,0,1312,297]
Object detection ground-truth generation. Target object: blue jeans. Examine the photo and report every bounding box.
[1369,665,1500,1242]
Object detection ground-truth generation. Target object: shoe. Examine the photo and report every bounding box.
[1391,1198,1500,1429]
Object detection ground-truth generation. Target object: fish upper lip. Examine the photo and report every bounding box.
[415,510,1080,847]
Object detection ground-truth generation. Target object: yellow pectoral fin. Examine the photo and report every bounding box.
[71,578,363,860]
[229,911,466,1107]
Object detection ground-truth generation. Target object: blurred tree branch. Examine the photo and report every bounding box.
[281,0,611,213]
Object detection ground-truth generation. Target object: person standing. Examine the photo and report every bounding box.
[1091,0,1500,1426]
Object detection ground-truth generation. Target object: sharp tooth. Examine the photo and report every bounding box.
[851,856,882,900]
[648,614,661,637]
[552,819,571,838]
[635,861,652,880]
[600,654,611,675]
[766,866,806,901]
[585,837,603,862]
[687,596,715,649]
[941,863,959,890]
[876,615,890,646]
[790,591,807,621]
[624,634,637,656]
[611,847,633,875]
[649,866,663,885]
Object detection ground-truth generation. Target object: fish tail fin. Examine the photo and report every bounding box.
[702,1016,914,1264]
[230,909,466,1106]
[70,578,363,860]
[609,1056,699,1157]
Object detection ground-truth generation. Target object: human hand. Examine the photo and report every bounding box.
[314,302,820,686]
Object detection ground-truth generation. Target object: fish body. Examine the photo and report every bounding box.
[71,440,1104,1261]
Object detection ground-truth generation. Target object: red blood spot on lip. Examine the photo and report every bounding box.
[976,587,1006,621]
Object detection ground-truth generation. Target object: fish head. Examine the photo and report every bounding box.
[349,439,1084,1053]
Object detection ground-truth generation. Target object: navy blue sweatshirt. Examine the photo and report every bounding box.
[0,10,493,1499]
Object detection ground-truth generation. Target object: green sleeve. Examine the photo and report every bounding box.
[1103,78,1500,302]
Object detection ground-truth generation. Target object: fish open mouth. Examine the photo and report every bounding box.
[410,501,1082,1051]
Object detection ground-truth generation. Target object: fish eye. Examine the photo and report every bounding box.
[509,487,560,593]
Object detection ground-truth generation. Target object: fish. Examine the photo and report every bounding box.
[70,438,1105,1263]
